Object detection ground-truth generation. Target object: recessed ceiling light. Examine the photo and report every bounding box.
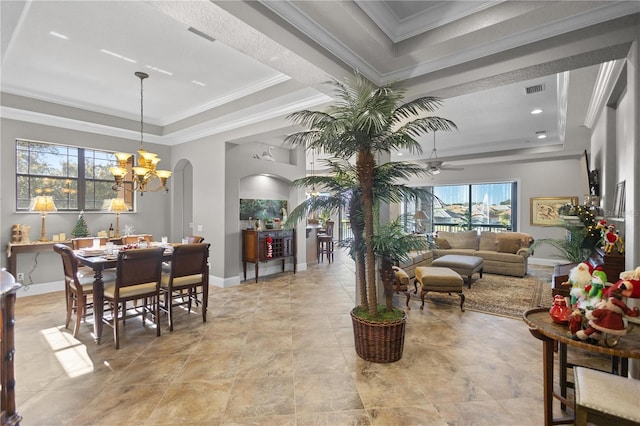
[146,65,173,76]
[49,31,68,40]
[192,80,207,87]
[100,49,136,63]
[531,108,543,114]
[537,134,547,139]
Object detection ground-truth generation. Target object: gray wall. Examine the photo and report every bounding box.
[1,118,171,291]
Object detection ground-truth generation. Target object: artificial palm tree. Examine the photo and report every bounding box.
[286,72,456,319]
[287,158,435,312]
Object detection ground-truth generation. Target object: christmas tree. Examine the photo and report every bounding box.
[71,211,90,237]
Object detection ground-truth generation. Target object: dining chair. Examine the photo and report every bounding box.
[54,244,115,337]
[102,247,164,349]
[71,237,109,249]
[72,237,111,277]
[185,235,204,243]
[160,243,210,331]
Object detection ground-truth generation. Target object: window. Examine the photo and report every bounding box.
[16,139,134,211]
[404,182,517,233]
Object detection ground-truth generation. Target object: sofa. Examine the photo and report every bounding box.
[433,230,534,277]
[397,250,433,280]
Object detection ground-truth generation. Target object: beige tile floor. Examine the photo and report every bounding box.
[13,250,609,425]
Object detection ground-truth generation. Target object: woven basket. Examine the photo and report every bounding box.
[350,308,407,363]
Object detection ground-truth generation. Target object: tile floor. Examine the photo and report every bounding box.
[13,250,609,425]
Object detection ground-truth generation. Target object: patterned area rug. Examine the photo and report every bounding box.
[410,266,554,319]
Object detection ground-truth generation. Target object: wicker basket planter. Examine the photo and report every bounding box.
[350,308,408,363]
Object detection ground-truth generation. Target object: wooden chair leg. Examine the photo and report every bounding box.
[65,292,73,330]
[73,299,83,337]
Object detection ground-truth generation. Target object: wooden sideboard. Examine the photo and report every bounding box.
[551,247,626,297]
[1,270,22,426]
[242,229,296,283]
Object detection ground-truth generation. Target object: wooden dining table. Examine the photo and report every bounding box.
[523,307,640,426]
[75,245,173,344]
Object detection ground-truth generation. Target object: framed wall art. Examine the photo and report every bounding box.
[239,199,288,220]
[530,196,578,226]
[613,181,625,218]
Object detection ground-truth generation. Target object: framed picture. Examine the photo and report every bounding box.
[613,181,625,218]
[530,196,578,226]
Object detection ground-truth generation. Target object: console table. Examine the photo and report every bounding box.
[6,241,73,277]
[242,229,296,283]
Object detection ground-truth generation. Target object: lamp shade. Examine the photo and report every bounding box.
[413,210,428,220]
[29,195,57,213]
[108,198,128,213]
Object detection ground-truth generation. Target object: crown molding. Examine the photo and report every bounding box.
[263,1,640,84]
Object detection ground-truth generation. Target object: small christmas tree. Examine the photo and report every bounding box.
[71,211,90,237]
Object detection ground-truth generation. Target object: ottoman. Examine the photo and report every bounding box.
[432,254,483,288]
[414,266,465,311]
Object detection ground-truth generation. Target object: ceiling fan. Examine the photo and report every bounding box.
[424,132,464,175]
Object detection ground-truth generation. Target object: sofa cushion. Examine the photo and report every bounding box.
[479,232,498,251]
[438,231,478,250]
[434,237,451,249]
[496,237,521,254]
[475,250,524,263]
[497,232,534,248]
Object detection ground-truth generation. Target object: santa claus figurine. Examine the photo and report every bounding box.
[563,262,593,309]
[575,290,640,343]
[605,266,640,299]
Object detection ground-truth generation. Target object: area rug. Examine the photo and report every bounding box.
[411,269,554,319]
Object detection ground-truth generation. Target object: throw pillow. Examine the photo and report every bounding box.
[496,237,521,254]
[434,238,451,249]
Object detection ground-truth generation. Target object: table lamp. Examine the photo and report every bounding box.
[108,198,128,237]
[413,210,427,233]
[29,196,57,242]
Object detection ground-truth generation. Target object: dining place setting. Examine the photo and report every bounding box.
[54,235,209,349]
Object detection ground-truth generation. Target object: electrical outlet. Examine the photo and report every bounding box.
[17,273,24,283]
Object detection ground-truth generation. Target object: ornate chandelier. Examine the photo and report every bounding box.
[110,71,171,195]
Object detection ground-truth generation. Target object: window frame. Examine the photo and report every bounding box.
[15,138,135,212]
[403,181,517,233]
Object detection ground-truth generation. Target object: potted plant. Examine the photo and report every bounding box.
[285,73,456,362]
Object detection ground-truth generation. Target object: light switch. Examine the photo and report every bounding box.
[197,224,203,232]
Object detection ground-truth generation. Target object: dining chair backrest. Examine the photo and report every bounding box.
[72,237,108,249]
[324,220,335,237]
[168,243,210,279]
[120,234,153,245]
[53,243,81,285]
[115,247,164,292]
[185,236,204,244]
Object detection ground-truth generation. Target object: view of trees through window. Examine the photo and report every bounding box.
[16,139,133,211]
[404,182,516,233]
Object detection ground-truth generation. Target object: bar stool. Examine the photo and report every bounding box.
[317,220,334,263]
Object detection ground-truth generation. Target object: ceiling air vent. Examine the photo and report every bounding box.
[188,27,216,43]
[525,83,545,95]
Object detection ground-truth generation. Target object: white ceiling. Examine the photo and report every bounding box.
[2,1,639,169]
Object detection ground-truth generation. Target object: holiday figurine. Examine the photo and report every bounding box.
[563,262,592,309]
[549,295,572,324]
[586,267,607,309]
[575,289,640,344]
[568,309,583,335]
[605,266,640,299]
